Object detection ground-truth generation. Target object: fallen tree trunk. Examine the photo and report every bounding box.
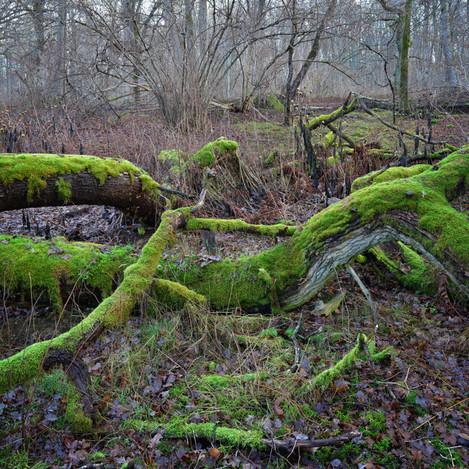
[0,147,468,398]
[0,153,166,225]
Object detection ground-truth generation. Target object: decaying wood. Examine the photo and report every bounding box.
[0,148,468,402]
[0,170,164,226]
[262,431,361,451]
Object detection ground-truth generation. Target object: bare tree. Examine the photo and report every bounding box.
[283,0,338,124]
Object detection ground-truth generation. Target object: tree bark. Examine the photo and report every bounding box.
[0,153,164,226]
[0,171,161,225]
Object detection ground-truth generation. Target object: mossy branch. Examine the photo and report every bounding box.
[302,334,395,392]
[186,218,297,236]
[306,96,357,130]
[0,207,190,394]
[127,420,266,449]
[151,278,207,307]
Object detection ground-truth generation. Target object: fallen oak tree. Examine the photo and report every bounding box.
[0,145,468,429]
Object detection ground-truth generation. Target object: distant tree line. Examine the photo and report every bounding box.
[0,0,467,129]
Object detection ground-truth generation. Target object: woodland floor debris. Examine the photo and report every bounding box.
[0,106,468,468]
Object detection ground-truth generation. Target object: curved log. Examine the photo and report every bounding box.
[165,147,469,311]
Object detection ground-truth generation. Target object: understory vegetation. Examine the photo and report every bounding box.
[0,99,468,468]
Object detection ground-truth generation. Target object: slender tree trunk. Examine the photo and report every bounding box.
[440,0,458,94]
[283,0,338,125]
[398,0,413,112]
[52,0,67,100]
[31,0,46,92]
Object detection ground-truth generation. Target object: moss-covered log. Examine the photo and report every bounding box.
[0,147,468,398]
[0,206,191,394]
[161,147,469,311]
[0,235,136,309]
[0,153,166,225]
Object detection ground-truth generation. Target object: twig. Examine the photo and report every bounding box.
[359,102,448,147]
[261,431,360,450]
[346,264,378,326]
[158,185,196,199]
[412,396,469,432]
[326,123,356,149]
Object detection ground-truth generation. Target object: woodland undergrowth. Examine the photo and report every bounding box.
[0,101,468,468]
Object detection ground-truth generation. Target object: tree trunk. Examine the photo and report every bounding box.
[440,0,458,94]
[0,153,164,225]
[283,0,338,125]
[398,0,413,112]
[0,148,468,395]
[52,0,67,100]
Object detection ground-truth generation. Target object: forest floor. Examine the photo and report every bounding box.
[0,100,468,469]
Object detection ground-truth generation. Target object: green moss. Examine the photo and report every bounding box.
[56,177,72,203]
[158,149,188,176]
[366,409,386,432]
[121,459,143,469]
[264,151,278,166]
[0,153,164,204]
[0,449,30,469]
[302,148,469,271]
[27,174,47,201]
[258,327,278,338]
[431,439,464,467]
[355,254,367,264]
[371,242,439,294]
[398,242,438,293]
[351,164,430,192]
[170,149,462,312]
[128,420,265,449]
[306,97,357,130]
[303,334,394,392]
[0,207,187,394]
[38,369,68,396]
[0,235,135,309]
[65,386,92,433]
[187,218,297,236]
[321,131,335,149]
[199,373,265,388]
[139,173,160,197]
[315,441,363,465]
[193,138,238,168]
[152,278,206,308]
[158,237,305,312]
[0,153,143,189]
[265,93,285,112]
[89,451,108,460]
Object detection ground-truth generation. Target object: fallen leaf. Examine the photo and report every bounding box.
[209,447,222,459]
